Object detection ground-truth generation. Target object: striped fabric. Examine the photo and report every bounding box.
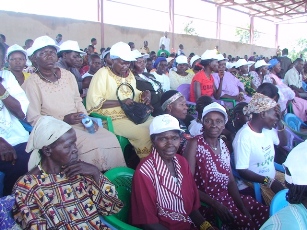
[12,173,123,230]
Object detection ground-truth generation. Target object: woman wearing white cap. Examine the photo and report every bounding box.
[6,44,29,85]
[235,59,256,96]
[22,36,125,171]
[131,49,164,117]
[87,42,153,159]
[184,102,269,229]
[131,114,214,230]
[55,40,86,93]
[169,55,194,90]
[190,50,223,103]
[249,59,271,89]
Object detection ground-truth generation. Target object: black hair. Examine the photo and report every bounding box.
[88,45,95,49]
[169,53,176,58]
[295,58,304,63]
[189,53,195,57]
[286,184,307,204]
[0,43,5,60]
[0,34,6,42]
[150,51,156,55]
[282,48,288,55]
[231,102,248,120]
[57,50,73,58]
[25,39,33,45]
[100,47,105,53]
[146,58,152,62]
[200,59,212,68]
[89,54,100,62]
[91,38,97,42]
[57,34,62,37]
[256,83,279,100]
[128,42,134,47]
[196,96,213,120]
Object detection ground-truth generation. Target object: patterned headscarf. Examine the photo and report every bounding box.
[243,93,277,115]
[161,90,184,111]
[26,116,72,170]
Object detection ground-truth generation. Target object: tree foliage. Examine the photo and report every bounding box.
[289,38,307,61]
[183,20,198,36]
[235,25,260,44]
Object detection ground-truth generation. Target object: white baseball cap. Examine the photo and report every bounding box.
[283,141,307,185]
[110,42,136,62]
[132,49,147,59]
[235,59,255,68]
[254,59,270,69]
[226,62,236,69]
[6,44,27,59]
[216,53,227,62]
[59,40,86,55]
[149,114,184,135]
[176,55,188,64]
[190,55,200,66]
[202,102,228,124]
[201,50,218,60]
[166,57,174,63]
[28,35,60,56]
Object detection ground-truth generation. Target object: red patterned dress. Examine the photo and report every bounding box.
[194,135,269,229]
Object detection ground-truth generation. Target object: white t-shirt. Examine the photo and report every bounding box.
[0,70,29,146]
[233,124,279,189]
[152,72,170,92]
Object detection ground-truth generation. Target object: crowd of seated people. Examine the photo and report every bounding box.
[2,31,307,229]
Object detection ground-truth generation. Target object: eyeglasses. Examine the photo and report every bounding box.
[203,119,225,126]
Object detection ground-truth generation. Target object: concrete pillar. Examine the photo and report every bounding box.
[169,0,174,52]
[275,24,279,48]
[249,16,254,44]
[216,6,221,40]
[99,0,104,47]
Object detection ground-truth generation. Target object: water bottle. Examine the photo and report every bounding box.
[81,116,95,134]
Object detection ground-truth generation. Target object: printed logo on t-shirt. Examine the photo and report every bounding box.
[257,145,274,170]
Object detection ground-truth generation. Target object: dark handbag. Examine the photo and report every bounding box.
[116,83,152,124]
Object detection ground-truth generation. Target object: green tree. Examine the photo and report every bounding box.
[183,20,198,36]
[235,25,260,44]
[289,38,307,61]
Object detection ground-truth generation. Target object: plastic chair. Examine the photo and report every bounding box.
[284,113,307,132]
[269,189,289,216]
[282,127,304,152]
[103,167,140,230]
[220,97,236,108]
[19,120,33,132]
[176,84,196,105]
[287,102,293,114]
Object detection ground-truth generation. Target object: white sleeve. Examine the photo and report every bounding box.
[233,135,251,170]
[270,128,280,146]
[4,71,29,115]
[164,75,170,91]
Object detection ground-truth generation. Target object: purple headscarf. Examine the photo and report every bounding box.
[154,57,167,68]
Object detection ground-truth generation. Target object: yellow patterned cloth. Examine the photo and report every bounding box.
[13,173,123,229]
[86,67,153,158]
[243,93,277,116]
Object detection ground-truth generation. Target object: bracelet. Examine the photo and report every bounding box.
[277,125,285,132]
[263,176,269,185]
[200,221,212,230]
[0,90,9,100]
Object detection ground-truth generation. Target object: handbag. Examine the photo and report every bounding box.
[116,83,152,124]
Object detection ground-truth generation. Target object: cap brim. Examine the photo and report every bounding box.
[202,108,228,124]
[31,44,60,56]
[7,50,27,59]
[59,48,86,55]
[118,54,136,62]
[150,127,185,135]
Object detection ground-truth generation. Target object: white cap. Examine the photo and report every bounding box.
[226,62,236,69]
[132,49,147,59]
[102,50,110,59]
[283,140,307,185]
[202,102,228,123]
[149,114,184,135]
[254,59,270,69]
[28,35,60,56]
[201,50,218,60]
[216,53,227,62]
[110,42,136,62]
[176,55,188,64]
[166,57,174,63]
[6,44,27,59]
[235,59,255,68]
[59,40,86,55]
[190,55,200,66]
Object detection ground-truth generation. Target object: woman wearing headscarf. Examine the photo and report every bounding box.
[131,114,215,230]
[151,57,170,92]
[12,116,123,229]
[267,58,307,121]
[6,44,30,85]
[23,36,125,171]
[169,56,194,90]
[132,50,163,117]
[233,93,286,205]
[161,90,193,154]
[184,103,269,229]
[87,42,153,159]
[190,50,223,102]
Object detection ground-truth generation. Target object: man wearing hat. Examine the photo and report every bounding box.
[190,50,223,102]
[260,140,307,229]
[56,40,86,93]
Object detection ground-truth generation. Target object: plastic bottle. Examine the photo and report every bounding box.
[81,116,95,134]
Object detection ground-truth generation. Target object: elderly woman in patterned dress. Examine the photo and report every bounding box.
[184,102,269,229]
